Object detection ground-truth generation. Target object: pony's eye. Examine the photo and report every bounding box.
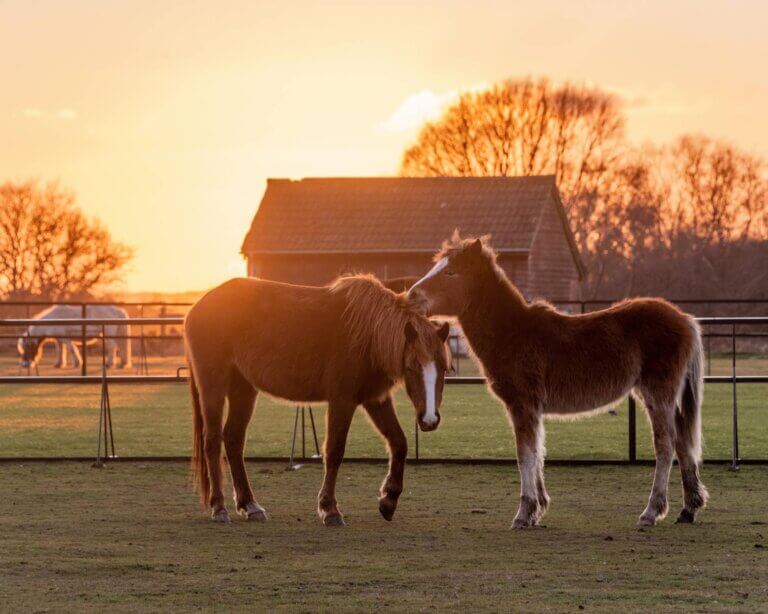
[444,269,456,277]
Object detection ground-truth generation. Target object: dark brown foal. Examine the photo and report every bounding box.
[408,234,708,528]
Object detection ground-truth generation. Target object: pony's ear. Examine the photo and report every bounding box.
[468,238,483,256]
[404,321,418,345]
[435,321,450,342]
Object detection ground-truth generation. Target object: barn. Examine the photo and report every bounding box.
[241,176,585,300]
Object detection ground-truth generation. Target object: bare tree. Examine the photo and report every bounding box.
[401,78,625,185]
[400,78,625,258]
[400,77,768,302]
[0,180,133,299]
[585,138,768,299]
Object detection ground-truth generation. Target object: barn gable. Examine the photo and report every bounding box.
[528,185,586,299]
[241,176,584,298]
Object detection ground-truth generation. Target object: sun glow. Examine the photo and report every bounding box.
[1,0,766,292]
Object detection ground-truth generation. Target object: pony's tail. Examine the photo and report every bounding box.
[676,318,704,463]
[189,364,210,511]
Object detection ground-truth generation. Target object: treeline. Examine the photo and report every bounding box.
[0,180,133,300]
[401,78,768,300]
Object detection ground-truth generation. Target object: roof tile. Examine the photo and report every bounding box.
[241,176,559,253]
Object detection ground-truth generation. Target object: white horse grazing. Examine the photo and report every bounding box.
[18,305,133,369]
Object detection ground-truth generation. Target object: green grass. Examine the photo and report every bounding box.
[0,352,766,461]
[0,379,766,461]
[1,462,767,612]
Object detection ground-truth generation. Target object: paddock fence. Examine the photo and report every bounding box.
[0,304,766,468]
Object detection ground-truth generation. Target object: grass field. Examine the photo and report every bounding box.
[0,377,766,462]
[2,353,767,611]
[1,462,767,612]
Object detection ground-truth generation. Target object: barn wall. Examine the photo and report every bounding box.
[527,197,581,300]
[247,253,435,286]
[248,252,531,289]
[497,254,530,297]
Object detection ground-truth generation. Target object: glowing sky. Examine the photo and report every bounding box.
[2,0,767,292]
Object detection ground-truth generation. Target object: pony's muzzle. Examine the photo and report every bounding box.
[418,413,441,432]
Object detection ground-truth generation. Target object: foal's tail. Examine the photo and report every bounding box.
[677,318,704,463]
[189,365,210,510]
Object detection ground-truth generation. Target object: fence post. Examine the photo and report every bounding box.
[731,324,740,471]
[81,303,87,376]
[628,396,637,463]
[160,305,167,357]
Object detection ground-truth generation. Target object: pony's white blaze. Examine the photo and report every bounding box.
[422,361,438,426]
[407,258,448,299]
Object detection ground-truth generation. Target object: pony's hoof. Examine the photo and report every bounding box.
[242,501,269,522]
[675,509,695,524]
[637,515,656,527]
[511,517,533,529]
[211,508,231,523]
[248,510,269,522]
[323,514,346,527]
[379,497,398,522]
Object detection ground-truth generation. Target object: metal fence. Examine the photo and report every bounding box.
[3,297,767,376]
[0,311,766,467]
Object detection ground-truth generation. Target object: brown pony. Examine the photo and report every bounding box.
[381,276,419,293]
[185,274,450,526]
[408,235,707,528]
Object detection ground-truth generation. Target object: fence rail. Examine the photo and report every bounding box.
[1,313,766,467]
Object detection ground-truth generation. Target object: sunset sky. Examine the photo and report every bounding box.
[2,0,767,292]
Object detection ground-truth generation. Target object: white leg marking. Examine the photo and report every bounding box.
[407,258,448,299]
[422,361,438,427]
[518,448,537,499]
[244,500,269,521]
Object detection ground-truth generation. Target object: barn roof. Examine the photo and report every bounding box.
[241,176,584,274]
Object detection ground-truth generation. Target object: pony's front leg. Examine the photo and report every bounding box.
[318,399,356,527]
[363,395,407,521]
[508,405,546,529]
[54,341,66,368]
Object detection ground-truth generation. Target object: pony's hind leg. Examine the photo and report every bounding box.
[363,395,407,522]
[224,371,267,521]
[536,447,550,518]
[318,399,356,527]
[639,401,676,526]
[199,380,229,522]
[105,340,116,368]
[508,404,545,529]
[674,440,708,524]
[673,376,708,523]
[69,342,83,369]
[674,410,708,523]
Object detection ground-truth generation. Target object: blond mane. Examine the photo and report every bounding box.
[330,274,433,377]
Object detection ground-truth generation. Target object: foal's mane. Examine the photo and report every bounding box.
[330,274,433,376]
[435,231,497,264]
[436,231,529,309]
